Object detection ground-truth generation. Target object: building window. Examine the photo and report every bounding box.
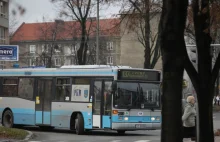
[107,42,113,50]
[55,44,61,52]
[42,58,48,66]
[107,56,113,65]
[30,45,36,53]
[0,1,7,18]
[0,27,6,44]
[42,44,49,53]
[55,58,61,66]
[0,61,5,64]
[29,58,35,66]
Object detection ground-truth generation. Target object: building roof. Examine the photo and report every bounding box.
[11,18,120,42]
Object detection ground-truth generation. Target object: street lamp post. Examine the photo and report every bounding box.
[96,0,100,65]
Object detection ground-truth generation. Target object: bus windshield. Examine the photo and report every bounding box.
[113,82,160,109]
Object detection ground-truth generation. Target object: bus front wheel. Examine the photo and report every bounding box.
[2,110,13,128]
[75,113,84,135]
[117,130,126,135]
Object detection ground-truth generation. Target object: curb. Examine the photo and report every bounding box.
[19,130,33,141]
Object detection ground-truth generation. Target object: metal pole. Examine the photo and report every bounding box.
[96,0,99,65]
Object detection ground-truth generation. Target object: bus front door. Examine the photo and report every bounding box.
[93,80,112,129]
[35,79,52,125]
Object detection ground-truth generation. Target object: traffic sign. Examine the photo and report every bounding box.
[0,45,19,61]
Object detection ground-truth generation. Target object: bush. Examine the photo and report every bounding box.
[0,126,28,140]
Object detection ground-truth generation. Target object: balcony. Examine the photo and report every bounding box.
[0,13,8,28]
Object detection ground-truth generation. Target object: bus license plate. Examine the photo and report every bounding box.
[135,124,147,128]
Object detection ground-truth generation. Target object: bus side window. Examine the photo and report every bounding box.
[54,78,71,101]
[18,78,35,100]
[2,78,18,97]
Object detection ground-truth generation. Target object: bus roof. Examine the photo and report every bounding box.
[0,65,161,77]
[60,65,132,69]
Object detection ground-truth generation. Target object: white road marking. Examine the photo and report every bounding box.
[134,140,151,142]
[110,140,121,142]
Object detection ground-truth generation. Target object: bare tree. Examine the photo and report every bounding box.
[86,38,111,65]
[37,18,66,67]
[108,0,162,68]
[9,12,19,39]
[19,17,66,68]
[51,0,96,65]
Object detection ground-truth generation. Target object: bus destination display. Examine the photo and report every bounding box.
[118,70,160,81]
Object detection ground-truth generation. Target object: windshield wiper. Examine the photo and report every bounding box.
[127,87,140,111]
[127,105,132,111]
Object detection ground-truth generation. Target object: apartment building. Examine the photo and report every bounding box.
[0,0,9,68]
[10,19,121,67]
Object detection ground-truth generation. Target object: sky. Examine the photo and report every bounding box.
[9,0,121,30]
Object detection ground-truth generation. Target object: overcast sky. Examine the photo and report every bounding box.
[9,0,121,29]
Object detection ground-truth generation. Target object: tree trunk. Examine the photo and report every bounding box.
[191,0,214,141]
[161,56,185,142]
[160,0,188,141]
[77,21,87,65]
[144,0,151,69]
[197,88,214,142]
[216,73,219,96]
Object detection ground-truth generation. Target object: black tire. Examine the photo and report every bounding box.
[75,113,84,135]
[2,110,13,128]
[117,130,126,135]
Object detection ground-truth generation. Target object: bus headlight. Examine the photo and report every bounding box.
[124,117,129,121]
[151,117,155,121]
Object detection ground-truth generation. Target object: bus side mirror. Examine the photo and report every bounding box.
[112,81,117,91]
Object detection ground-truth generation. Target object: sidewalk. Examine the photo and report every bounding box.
[183,137,220,142]
[216,136,220,142]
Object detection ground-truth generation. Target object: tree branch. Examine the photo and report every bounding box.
[128,0,143,14]
[66,0,82,22]
[84,0,91,18]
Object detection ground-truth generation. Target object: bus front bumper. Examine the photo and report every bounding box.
[112,122,161,130]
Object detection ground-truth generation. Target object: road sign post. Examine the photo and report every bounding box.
[0,45,19,61]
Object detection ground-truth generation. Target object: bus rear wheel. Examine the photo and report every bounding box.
[75,113,84,135]
[2,110,13,128]
[117,130,126,135]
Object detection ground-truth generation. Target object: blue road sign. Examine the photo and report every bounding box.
[0,45,19,61]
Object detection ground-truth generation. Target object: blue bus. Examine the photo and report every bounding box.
[0,65,161,135]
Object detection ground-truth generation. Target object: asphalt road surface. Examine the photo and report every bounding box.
[17,112,220,142]
[25,128,160,142]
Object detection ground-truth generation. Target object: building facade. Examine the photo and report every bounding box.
[0,0,9,68]
[118,10,162,70]
[10,19,121,68]
[10,14,162,69]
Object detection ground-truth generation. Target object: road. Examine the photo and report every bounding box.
[18,112,220,142]
[24,128,160,142]
[214,112,220,130]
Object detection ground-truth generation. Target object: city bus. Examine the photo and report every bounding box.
[0,65,161,135]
